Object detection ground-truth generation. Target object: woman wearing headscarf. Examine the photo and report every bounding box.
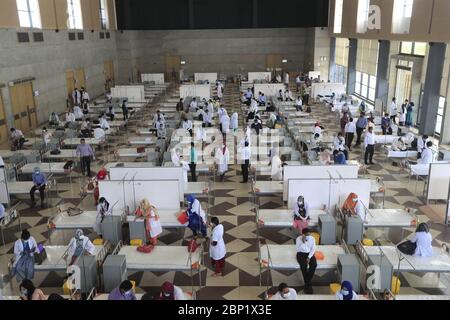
[230,112,239,133]
[293,196,310,234]
[209,217,227,277]
[67,229,95,265]
[135,198,163,245]
[406,102,414,128]
[158,281,186,300]
[186,194,207,238]
[335,281,358,300]
[215,140,230,182]
[13,230,37,282]
[96,197,112,235]
[342,193,365,220]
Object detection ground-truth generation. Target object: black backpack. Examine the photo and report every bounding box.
[50,149,61,155]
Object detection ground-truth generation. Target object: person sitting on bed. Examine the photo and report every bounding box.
[108,280,136,301]
[293,196,310,234]
[66,229,95,265]
[418,141,433,165]
[391,137,407,152]
[410,223,433,257]
[186,194,207,238]
[336,281,358,300]
[333,150,346,165]
[342,193,365,221]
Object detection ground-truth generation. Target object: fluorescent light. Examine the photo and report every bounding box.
[180,60,186,65]
[282,59,288,63]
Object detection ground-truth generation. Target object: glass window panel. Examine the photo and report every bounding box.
[334,0,343,33]
[355,83,361,95]
[16,0,28,11]
[401,42,413,54]
[435,116,442,134]
[362,73,369,86]
[369,75,377,89]
[361,85,369,97]
[28,0,39,12]
[18,11,31,27]
[369,88,376,101]
[413,42,427,56]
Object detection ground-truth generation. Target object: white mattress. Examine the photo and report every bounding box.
[374,135,397,144]
[258,209,326,227]
[109,121,126,128]
[185,182,209,195]
[117,148,155,157]
[260,245,345,270]
[6,181,36,195]
[410,164,430,176]
[128,137,155,145]
[104,162,156,170]
[44,149,79,159]
[394,295,450,300]
[364,209,416,228]
[386,149,418,159]
[21,163,69,174]
[117,245,201,271]
[52,210,123,229]
[364,246,450,273]
[253,181,283,194]
[252,161,301,173]
[0,149,35,159]
[126,209,184,228]
[35,245,104,271]
[294,119,317,126]
[63,138,103,146]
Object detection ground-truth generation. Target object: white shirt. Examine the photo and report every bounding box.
[271,155,283,181]
[284,73,289,84]
[43,131,52,145]
[241,146,251,161]
[364,132,375,147]
[190,100,198,110]
[73,106,83,119]
[410,231,433,257]
[345,121,356,134]
[173,285,187,300]
[419,147,433,164]
[295,97,303,107]
[66,112,76,123]
[221,115,230,134]
[296,76,301,84]
[390,102,398,116]
[14,237,38,266]
[100,117,110,130]
[153,113,165,124]
[417,137,428,152]
[285,91,293,100]
[207,103,214,117]
[72,90,81,104]
[295,235,316,259]
[270,288,298,300]
[230,113,238,130]
[82,91,90,101]
[336,291,358,300]
[67,235,95,257]
[210,224,226,260]
[171,151,180,166]
[313,126,322,136]
[355,201,365,220]
[196,127,207,142]
[180,160,189,183]
[182,120,193,131]
[94,128,106,140]
[334,137,346,151]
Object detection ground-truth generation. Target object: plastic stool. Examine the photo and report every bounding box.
[93,239,104,245]
[130,239,143,246]
[329,283,341,294]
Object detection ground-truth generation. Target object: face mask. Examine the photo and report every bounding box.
[298,201,304,206]
[281,293,288,299]
[353,198,358,203]
[163,293,171,297]
[21,289,28,296]
[341,289,349,296]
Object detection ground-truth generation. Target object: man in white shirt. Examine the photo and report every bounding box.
[285,89,293,101]
[334,132,348,160]
[99,114,110,130]
[73,105,84,119]
[66,111,76,123]
[418,141,434,165]
[295,228,317,294]
[270,283,298,300]
[81,87,90,103]
[295,96,303,112]
[190,98,198,112]
[72,88,81,105]
[241,141,251,183]
[416,134,429,159]
[93,126,106,141]
[390,97,398,124]
[344,117,356,151]
[182,118,193,136]
[295,74,301,92]
[364,126,375,165]
[42,128,52,146]
[153,110,165,127]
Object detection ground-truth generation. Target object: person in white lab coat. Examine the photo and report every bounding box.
[285,89,293,101]
[230,112,238,133]
[189,98,198,112]
[216,82,223,100]
[276,74,282,83]
[215,142,230,182]
[209,217,226,277]
[410,223,433,257]
[42,127,52,146]
[171,148,181,166]
[196,123,207,145]
[295,96,303,112]
[66,110,76,123]
[270,283,298,300]
[416,134,429,159]
[182,118,193,137]
[93,126,106,141]
[96,197,112,235]
[179,156,190,183]
[13,230,37,282]
[197,107,206,122]
[73,105,84,119]
[81,87,90,103]
[418,141,434,165]
[284,72,289,86]
[204,108,213,127]
[220,112,230,140]
[390,97,398,124]
[99,114,110,130]
[66,229,95,265]
[271,153,283,181]
[49,112,60,126]
[207,100,214,119]
[153,110,165,128]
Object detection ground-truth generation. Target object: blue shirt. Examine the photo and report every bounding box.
[259,95,267,103]
[108,287,136,301]
[245,91,253,99]
[190,148,197,164]
[32,172,47,186]
[334,152,346,165]
[76,143,95,157]
[356,117,368,129]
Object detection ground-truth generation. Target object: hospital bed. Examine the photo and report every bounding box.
[125,209,186,229]
[108,121,126,128]
[249,161,302,176]
[0,149,37,160]
[296,294,369,300]
[374,135,397,145]
[363,209,417,228]
[63,138,105,146]
[18,162,73,175]
[47,209,125,232]
[128,137,156,145]
[104,162,156,171]
[91,291,194,300]
[112,241,203,289]
[185,181,211,196]
[293,119,317,126]
[43,149,79,160]
[5,178,55,196]
[252,180,283,195]
[116,148,155,159]
[256,209,327,228]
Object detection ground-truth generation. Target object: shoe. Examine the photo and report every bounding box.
[370,162,375,165]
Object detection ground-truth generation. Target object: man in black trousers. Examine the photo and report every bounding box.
[295,228,317,294]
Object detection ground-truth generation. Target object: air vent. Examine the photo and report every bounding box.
[68,32,76,40]
[77,32,84,40]
[17,32,30,43]
[33,32,44,42]
[99,32,105,39]
[106,32,110,39]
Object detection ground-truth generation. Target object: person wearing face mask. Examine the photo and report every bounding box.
[19,279,46,300]
[215,141,230,182]
[158,281,186,300]
[134,199,163,245]
[270,283,298,300]
[96,197,112,235]
[220,110,230,140]
[342,193,365,221]
[293,196,310,234]
[66,229,95,265]
[186,194,207,238]
[13,230,37,282]
[179,155,190,183]
[336,281,358,300]
[30,167,47,208]
[108,280,136,300]
[209,217,226,277]
[295,228,317,294]
[270,152,283,181]
[334,132,348,160]
[171,148,181,166]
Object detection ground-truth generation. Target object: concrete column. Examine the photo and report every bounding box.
[375,40,390,108]
[346,38,357,95]
[329,37,336,82]
[419,42,446,135]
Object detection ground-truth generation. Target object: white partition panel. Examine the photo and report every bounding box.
[311,83,346,99]
[427,163,450,201]
[287,179,371,210]
[109,167,184,201]
[141,73,165,84]
[194,73,218,83]
[248,72,271,83]
[0,168,9,204]
[283,165,359,201]
[111,85,145,103]
[253,84,286,97]
[180,84,211,100]
[99,180,180,211]
[308,71,321,79]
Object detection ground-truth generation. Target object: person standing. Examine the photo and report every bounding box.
[406,102,414,128]
[13,230,37,283]
[220,111,230,140]
[295,228,317,294]
[389,97,398,124]
[344,117,356,151]
[364,126,375,165]
[121,100,129,120]
[189,142,198,182]
[284,72,290,86]
[176,98,184,112]
[30,167,46,208]
[355,113,368,147]
[209,217,226,277]
[72,88,81,106]
[76,138,95,177]
[295,74,301,92]
[81,87,90,104]
[134,199,162,245]
[241,141,250,183]
[215,141,230,182]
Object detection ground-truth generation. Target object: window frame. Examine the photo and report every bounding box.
[99,0,109,30]
[16,0,42,29]
[67,0,83,30]
[435,96,445,135]
[334,0,344,34]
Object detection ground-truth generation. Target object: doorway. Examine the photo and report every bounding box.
[165,55,181,82]
[9,81,37,133]
[394,60,413,105]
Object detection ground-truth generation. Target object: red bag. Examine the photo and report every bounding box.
[177,211,189,225]
[96,168,108,180]
[187,240,199,253]
[137,244,155,253]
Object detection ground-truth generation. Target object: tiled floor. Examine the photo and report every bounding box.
[1,82,450,299]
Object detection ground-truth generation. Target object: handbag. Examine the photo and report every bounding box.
[34,244,47,265]
[67,207,84,216]
[137,147,145,153]
[187,240,199,253]
[177,211,189,225]
[64,160,74,170]
[50,149,61,155]
[397,240,417,255]
[137,244,154,253]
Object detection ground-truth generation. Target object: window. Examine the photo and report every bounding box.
[67,0,83,30]
[355,72,362,95]
[436,96,445,134]
[392,0,414,34]
[354,71,376,102]
[413,42,427,56]
[400,42,427,56]
[16,0,41,28]
[99,0,109,30]
[356,0,370,33]
[334,0,344,34]
[335,64,347,84]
